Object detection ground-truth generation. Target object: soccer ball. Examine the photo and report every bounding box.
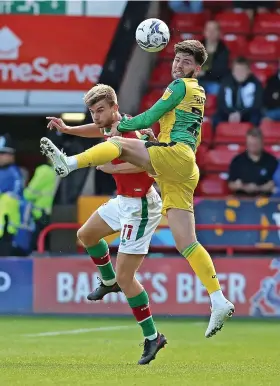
[136,18,170,53]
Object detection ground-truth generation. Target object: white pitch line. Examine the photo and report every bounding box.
[24,325,132,338]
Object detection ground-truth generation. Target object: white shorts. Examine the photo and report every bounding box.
[98,187,162,254]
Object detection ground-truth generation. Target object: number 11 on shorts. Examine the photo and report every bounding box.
[122,224,133,241]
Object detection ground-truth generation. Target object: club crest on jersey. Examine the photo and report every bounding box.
[161,87,173,101]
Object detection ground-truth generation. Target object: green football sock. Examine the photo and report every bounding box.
[127,290,157,340]
[87,239,116,285]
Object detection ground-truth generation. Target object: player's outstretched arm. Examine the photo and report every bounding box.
[46,117,102,138]
[65,123,102,138]
[117,79,186,132]
[97,163,144,174]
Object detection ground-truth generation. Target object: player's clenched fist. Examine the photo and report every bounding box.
[140,128,157,142]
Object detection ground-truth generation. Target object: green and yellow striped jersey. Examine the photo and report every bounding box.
[117,78,206,151]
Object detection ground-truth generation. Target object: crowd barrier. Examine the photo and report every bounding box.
[37,223,280,255]
[1,257,280,317]
[41,197,280,254]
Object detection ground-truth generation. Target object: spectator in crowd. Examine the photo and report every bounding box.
[263,62,280,121]
[0,134,23,198]
[228,128,278,197]
[213,57,263,128]
[199,21,229,95]
[168,0,203,14]
[273,161,280,197]
[0,134,47,257]
[24,161,57,251]
[0,134,24,256]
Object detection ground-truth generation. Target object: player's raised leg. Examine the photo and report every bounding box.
[77,210,121,300]
[167,207,234,338]
[40,136,155,178]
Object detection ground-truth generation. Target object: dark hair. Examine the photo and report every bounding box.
[174,40,208,66]
[233,56,250,67]
[205,20,220,31]
[247,127,263,140]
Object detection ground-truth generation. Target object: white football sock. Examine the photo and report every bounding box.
[103,278,117,286]
[210,289,228,309]
[146,332,158,341]
[67,156,78,172]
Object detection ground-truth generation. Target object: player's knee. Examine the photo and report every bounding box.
[171,227,196,251]
[175,239,195,253]
[76,227,87,246]
[77,227,98,248]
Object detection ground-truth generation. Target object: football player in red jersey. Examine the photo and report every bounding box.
[45,84,166,365]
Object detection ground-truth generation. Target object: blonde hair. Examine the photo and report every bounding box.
[83,84,117,107]
[174,40,208,66]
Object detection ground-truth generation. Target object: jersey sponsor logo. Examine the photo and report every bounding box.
[194,95,206,105]
[192,107,202,116]
[161,87,173,101]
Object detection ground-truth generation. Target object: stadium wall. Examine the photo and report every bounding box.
[1,257,279,317]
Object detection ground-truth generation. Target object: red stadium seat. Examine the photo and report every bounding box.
[199,175,230,196]
[248,35,279,62]
[159,36,179,59]
[201,121,213,145]
[265,145,280,159]
[204,94,217,117]
[215,144,246,152]
[215,11,251,35]
[251,62,277,86]
[170,12,209,33]
[196,144,209,170]
[215,122,253,145]
[223,34,248,59]
[140,89,163,112]
[150,61,171,87]
[260,120,280,144]
[253,13,280,35]
[204,148,241,172]
[177,32,203,41]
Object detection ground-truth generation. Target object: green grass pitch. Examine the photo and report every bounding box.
[0,316,279,385]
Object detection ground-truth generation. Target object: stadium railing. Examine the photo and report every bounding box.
[37,223,280,256]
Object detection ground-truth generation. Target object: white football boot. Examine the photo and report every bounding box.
[205,300,235,338]
[40,137,70,177]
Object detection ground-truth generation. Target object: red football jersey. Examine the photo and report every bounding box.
[103,128,154,197]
